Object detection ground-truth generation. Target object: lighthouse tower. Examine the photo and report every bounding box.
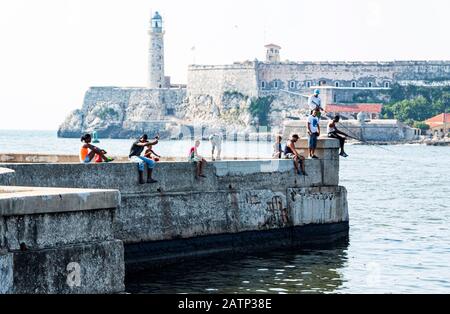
[148,11,166,89]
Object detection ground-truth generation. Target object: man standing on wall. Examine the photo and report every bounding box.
[307,109,320,159]
[308,89,324,118]
[209,133,223,161]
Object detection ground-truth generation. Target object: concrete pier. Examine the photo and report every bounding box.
[0,183,124,293]
[1,139,348,272]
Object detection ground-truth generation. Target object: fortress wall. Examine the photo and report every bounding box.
[188,64,259,99]
[256,61,450,89]
[257,62,395,89]
[392,61,450,81]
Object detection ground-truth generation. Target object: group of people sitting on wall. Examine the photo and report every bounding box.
[79,132,223,184]
[78,89,349,184]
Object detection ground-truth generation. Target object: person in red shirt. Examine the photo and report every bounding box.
[188,140,207,179]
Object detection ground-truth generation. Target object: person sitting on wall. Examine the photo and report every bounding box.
[188,140,207,179]
[284,134,307,176]
[327,115,349,158]
[144,144,161,162]
[129,134,159,184]
[209,133,223,161]
[272,135,283,159]
[80,134,114,163]
[307,109,320,159]
[308,89,324,118]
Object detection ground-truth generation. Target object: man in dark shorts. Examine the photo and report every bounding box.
[284,134,307,176]
[327,115,349,157]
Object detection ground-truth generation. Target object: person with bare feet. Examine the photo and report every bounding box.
[189,140,207,179]
[80,134,114,163]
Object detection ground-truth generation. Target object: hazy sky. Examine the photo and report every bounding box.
[0,0,449,130]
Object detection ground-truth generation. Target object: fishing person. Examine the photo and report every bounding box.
[284,134,307,176]
[308,89,324,118]
[209,133,223,161]
[307,109,320,159]
[80,133,114,163]
[129,134,159,184]
[327,115,349,157]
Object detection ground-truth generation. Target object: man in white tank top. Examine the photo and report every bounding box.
[209,133,222,161]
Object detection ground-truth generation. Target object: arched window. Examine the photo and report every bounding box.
[352,81,357,88]
[274,81,279,89]
[384,82,390,88]
[289,81,296,89]
[261,81,266,88]
[306,81,311,88]
[368,82,373,88]
[335,82,340,88]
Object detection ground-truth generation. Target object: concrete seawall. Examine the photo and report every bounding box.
[0,139,348,271]
[0,185,124,293]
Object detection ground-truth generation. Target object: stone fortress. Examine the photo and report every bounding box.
[58,11,450,140]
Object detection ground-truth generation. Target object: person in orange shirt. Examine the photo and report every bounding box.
[80,134,114,163]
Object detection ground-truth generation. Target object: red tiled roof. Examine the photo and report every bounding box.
[326,103,383,113]
[425,113,450,128]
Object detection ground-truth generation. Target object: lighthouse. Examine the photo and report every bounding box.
[148,11,166,89]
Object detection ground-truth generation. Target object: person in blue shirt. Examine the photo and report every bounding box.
[307,109,320,159]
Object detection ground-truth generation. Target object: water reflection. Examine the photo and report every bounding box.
[126,240,349,294]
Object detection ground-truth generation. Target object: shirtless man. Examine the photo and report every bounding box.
[327,115,349,157]
[284,134,307,176]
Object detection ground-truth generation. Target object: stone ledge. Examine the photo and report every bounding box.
[0,186,120,216]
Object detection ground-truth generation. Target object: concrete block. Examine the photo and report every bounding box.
[0,168,15,186]
[288,186,348,226]
[228,190,290,231]
[0,186,120,216]
[2,209,114,251]
[11,240,124,294]
[117,192,231,243]
[0,253,13,294]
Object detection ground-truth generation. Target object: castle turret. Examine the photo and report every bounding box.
[265,44,281,63]
[148,11,166,88]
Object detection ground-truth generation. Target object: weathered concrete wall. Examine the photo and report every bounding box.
[0,139,344,241]
[0,186,124,294]
[188,63,259,99]
[0,168,15,186]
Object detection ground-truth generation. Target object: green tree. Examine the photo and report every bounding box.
[249,96,274,126]
[413,121,430,133]
[382,96,429,123]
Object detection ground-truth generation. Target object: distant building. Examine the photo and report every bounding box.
[148,11,170,88]
[326,103,383,120]
[425,113,450,137]
[265,44,281,63]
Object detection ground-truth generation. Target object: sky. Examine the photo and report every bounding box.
[0,0,449,130]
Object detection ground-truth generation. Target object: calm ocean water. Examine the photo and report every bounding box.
[1,130,449,293]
